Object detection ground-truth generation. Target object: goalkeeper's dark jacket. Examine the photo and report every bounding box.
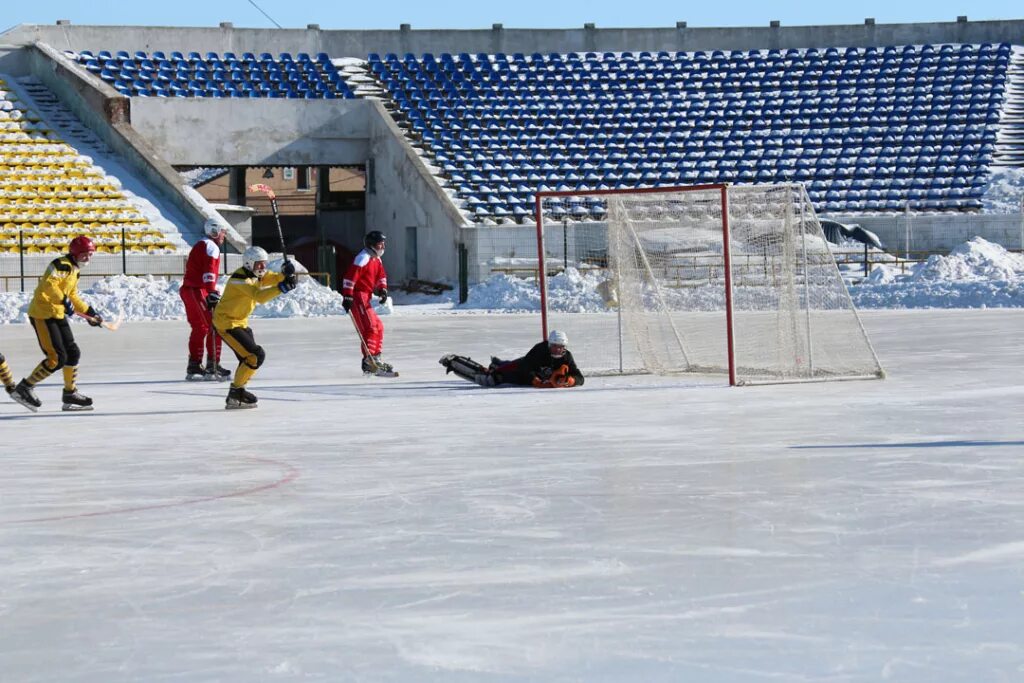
[497,341,585,386]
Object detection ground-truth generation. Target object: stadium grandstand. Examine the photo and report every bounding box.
[0,18,1022,288]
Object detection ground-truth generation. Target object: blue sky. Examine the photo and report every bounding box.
[2,1,1021,32]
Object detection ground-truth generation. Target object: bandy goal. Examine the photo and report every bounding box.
[533,183,884,385]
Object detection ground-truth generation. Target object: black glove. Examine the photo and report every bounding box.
[205,291,221,310]
[536,366,554,381]
[281,260,296,276]
[278,279,296,294]
[85,306,102,327]
[375,287,389,305]
[342,296,353,313]
[63,296,74,317]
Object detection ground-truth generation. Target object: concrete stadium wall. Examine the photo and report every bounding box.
[827,210,1024,253]
[130,98,371,166]
[828,213,1024,253]
[364,101,467,284]
[3,19,1024,57]
[0,46,30,75]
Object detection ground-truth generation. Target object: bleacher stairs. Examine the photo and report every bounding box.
[1,76,186,255]
[993,46,1024,166]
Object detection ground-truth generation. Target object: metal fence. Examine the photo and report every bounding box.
[457,216,1024,301]
[0,232,331,293]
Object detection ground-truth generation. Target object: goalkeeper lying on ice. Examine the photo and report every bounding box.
[440,330,584,388]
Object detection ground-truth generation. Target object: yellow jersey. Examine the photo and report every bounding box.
[28,255,88,320]
[212,267,286,330]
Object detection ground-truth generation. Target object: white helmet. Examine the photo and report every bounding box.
[548,330,568,346]
[243,245,269,276]
[204,218,225,239]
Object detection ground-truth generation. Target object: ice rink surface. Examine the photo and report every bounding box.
[1,310,1022,682]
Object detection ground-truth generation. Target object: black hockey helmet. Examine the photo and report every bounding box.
[364,230,387,249]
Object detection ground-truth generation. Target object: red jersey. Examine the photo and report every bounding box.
[342,248,387,297]
[182,238,221,292]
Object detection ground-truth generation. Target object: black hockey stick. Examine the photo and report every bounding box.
[248,183,288,262]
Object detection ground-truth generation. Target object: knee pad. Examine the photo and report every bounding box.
[47,349,68,371]
[65,342,81,368]
[246,345,266,369]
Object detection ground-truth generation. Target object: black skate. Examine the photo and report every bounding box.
[10,381,40,412]
[62,389,94,412]
[439,354,455,373]
[205,363,232,382]
[186,360,207,381]
[363,354,399,378]
[225,386,258,410]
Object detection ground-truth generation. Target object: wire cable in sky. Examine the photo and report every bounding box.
[246,0,282,28]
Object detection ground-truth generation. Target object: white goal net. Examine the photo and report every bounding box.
[535,183,884,384]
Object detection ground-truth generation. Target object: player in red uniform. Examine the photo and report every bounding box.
[180,219,230,381]
[341,230,394,375]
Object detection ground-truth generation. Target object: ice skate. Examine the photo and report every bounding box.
[363,354,399,378]
[186,360,207,381]
[62,389,94,412]
[10,381,40,412]
[205,362,232,382]
[225,386,258,410]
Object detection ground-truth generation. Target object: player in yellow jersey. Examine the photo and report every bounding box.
[12,236,104,412]
[1,351,19,405]
[213,246,297,409]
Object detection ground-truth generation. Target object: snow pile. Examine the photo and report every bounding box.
[88,275,188,321]
[462,267,609,312]
[0,290,30,323]
[3,237,1024,321]
[0,274,353,325]
[850,237,1024,309]
[981,167,1024,214]
[255,279,348,318]
[911,237,1024,282]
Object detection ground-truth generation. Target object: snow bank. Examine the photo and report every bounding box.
[461,267,609,312]
[0,273,353,324]
[911,237,1024,283]
[850,237,1024,308]
[3,237,1024,322]
[981,167,1024,214]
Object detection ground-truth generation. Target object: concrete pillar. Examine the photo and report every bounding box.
[229,167,247,205]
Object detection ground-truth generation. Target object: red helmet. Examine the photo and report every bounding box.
[69,236,96,262]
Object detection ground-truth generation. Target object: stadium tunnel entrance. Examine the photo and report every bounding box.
[186,165,366,290]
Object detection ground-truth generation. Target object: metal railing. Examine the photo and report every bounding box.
[1,268,331,294]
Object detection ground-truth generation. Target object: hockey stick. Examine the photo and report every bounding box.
[347,303,379,371]
[247,183,288,262]
[75,309,124,331]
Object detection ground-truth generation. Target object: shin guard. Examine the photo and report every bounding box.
[440,355,490,384]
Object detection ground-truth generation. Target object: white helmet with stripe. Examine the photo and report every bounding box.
[204,218,226,240]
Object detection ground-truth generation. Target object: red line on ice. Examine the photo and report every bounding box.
[8,457,299,524]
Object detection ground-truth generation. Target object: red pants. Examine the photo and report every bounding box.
[351,293,383,356]
[180,286,222,364]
